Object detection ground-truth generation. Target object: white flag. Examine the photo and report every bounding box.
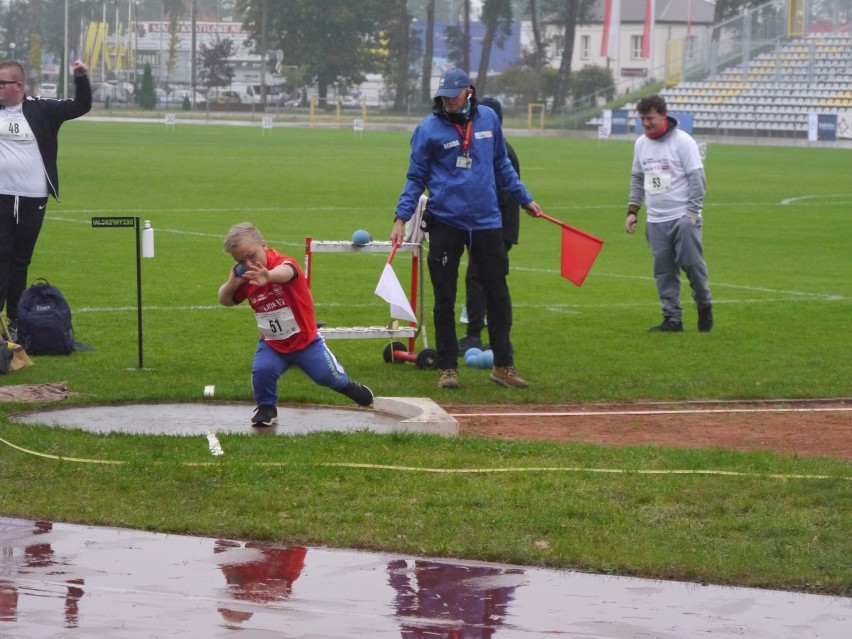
[375,264,417,323]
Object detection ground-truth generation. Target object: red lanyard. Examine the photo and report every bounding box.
[453,120,473,155]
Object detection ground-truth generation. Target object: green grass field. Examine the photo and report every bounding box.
[1,121,850,594]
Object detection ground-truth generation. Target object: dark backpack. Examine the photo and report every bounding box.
[17,279,75,355]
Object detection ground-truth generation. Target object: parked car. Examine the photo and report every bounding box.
[338,95,360,108]
[159,88,207,107]
[37,83,58,98]
[174,89,207,106]
[92,81,132,104]
[228,82,265,104]
[208,90,242,106]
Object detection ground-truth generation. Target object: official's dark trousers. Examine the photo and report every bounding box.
[427,219,513,370]
[0,195,48,321]
[464,240,513,338]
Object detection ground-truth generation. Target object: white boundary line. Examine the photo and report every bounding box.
[451,407,852,418]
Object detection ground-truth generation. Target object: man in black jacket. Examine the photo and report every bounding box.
[0,59,91,341]
[458,96,521,355]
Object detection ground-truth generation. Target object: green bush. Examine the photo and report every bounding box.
[137,63,156,110]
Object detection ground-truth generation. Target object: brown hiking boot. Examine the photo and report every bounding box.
[438,368,459,389]
[490,365,528,388]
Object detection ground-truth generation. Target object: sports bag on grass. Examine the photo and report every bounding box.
[17,279,75,356]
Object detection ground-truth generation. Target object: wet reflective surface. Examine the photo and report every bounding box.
[1,517,848,638]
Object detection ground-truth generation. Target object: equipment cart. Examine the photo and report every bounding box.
[304,236,436,369]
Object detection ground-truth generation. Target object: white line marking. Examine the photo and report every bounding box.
[451,407,852,418]
[513,268,847,301]
[780,194,852,205]
[206,431,224,456]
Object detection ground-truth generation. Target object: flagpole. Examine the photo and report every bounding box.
[538,213,607,244]
[538,212,569,229]
[387,241,400,264]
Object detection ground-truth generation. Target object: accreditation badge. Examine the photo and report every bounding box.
[456,155,472,169]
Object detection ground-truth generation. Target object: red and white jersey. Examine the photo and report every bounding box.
[233,248,318,353]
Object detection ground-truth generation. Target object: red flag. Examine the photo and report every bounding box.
[642,0,655,58]
[560,225,604,287]
[687,0,693,36]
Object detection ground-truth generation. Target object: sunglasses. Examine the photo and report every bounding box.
[0,80,20,88]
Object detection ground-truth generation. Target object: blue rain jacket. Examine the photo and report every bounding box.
[395,105,532,231]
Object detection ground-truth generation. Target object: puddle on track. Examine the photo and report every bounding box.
[0,517,848,638]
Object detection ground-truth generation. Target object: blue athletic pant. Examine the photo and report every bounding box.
[251,336,349,407]
[645,215,712,322]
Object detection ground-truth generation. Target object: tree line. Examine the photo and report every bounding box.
[3,0,772,111]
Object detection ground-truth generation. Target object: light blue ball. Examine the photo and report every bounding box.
[476,350,494,369]
[352,229,372,246]
[465,354,478,367]
[464,347,482,359]
[234,264,246,277]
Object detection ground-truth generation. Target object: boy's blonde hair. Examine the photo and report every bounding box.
[223,222,264,254]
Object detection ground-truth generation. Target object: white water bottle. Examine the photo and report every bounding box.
[142,220,155,258]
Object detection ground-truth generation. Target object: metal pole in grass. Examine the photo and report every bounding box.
[90,215,152,369]
[135,217,143,369]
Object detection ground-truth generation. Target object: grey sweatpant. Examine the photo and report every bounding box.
[645,215,711,322]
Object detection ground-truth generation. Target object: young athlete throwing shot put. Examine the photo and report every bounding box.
[218,223,374,427]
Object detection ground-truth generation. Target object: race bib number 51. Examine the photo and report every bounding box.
[256,307,300,340]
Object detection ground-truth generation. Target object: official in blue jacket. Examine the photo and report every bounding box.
[390,68,543,390]
[0,59,91,341]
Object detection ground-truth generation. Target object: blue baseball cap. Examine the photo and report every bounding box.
[434,68,471,98]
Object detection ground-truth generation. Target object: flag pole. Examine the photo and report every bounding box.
[538,213,604,243]
[538,212,569,229]
[387,241,400,264]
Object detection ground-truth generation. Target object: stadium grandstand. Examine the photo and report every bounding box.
[605,0,852,139]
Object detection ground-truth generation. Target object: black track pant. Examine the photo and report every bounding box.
[427,219,513,370]
[0,195,48,321]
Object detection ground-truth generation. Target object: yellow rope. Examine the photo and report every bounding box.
[0,436,848,481]
[317,462,848,481]
[0,435,125,465]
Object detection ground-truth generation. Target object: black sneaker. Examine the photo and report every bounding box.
[251,405,278,427]
[698,304,713,333]
[340,380,374,407]
[648,319,683,333]
[457,334,484,355]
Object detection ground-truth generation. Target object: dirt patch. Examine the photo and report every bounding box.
[445,399,852,460]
